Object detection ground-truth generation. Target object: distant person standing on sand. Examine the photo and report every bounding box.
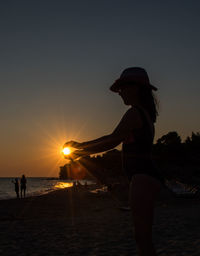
[12,178,19,198]
[20,174,27,198]
[64,67,163,256]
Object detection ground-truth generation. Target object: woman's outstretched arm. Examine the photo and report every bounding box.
[64,134,121,158]
[64,107,142,157]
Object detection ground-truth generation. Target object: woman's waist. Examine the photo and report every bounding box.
[122,144,152,156]
[122,151,152,159]
[122,156,155,169]
[124,164,164,184]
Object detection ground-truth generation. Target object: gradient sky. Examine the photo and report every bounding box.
[0,0,200,177]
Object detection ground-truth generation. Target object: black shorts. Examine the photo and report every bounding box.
[125,167,165,185]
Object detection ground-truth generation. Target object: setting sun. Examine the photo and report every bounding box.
[62,147,71,155]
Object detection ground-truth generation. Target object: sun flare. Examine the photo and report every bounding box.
[62,147,71,156]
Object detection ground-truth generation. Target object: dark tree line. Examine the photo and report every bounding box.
[153,131,200,183]
[59,131,200,185]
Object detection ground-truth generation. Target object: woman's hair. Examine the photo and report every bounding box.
[139,86,159,123]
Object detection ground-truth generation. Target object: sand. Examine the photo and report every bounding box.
[0,185,200,256]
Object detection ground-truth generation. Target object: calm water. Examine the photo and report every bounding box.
[0,178,194,200]
[0,178,92,200]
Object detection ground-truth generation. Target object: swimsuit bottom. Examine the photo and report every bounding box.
[124,160,165,185]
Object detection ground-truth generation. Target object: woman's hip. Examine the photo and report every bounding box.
[129,173,162,207]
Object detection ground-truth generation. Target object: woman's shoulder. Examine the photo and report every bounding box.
[124,107,143,120]
[121,107,143,129]
[128,106,152,123]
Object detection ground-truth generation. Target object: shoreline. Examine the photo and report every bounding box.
[0,178,96,201]
[0,186,70,202]
[0,185,200,255]
[0,182,98,202]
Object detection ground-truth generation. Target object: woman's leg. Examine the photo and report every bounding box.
[129,174,161,256]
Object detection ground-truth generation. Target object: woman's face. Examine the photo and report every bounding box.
[118,84,140,105]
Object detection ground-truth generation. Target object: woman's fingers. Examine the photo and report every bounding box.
[63,141,81,148]
[63,140,74,147]
[64,150,84,160]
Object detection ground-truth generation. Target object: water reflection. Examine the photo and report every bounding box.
[54,182,73,189]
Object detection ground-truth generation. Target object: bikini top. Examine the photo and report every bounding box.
[122,106,154,158]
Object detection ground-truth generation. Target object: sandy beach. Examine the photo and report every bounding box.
[0,185,200,256]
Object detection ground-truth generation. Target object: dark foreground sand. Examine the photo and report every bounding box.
[0,185,200,256]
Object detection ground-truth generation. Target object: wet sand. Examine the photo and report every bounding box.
[0,185,200,256]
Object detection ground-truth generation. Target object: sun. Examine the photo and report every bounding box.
[62,147,71,156]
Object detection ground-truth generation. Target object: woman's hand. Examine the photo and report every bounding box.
[63,149,85,160]
[63,140,81,149]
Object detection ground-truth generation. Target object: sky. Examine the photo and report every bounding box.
[0,0,200,177]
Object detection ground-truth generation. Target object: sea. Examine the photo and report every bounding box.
[0,177,195,200]
[0,177,93,200]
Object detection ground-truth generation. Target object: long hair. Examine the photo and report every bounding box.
[139,87,159,123]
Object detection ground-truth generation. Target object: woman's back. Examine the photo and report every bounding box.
[122,106,160,181]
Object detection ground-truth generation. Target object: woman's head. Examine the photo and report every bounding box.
[110,67,159,123]
[118,83,140,105]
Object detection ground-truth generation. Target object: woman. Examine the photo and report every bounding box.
[64,67,163,256]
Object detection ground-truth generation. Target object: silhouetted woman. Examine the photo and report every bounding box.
[12,178,19,198]
[20,174,27,198]
[64,67,163,256]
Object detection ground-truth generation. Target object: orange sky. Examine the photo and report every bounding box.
[1,1,200,177]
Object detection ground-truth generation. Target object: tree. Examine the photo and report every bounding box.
[156,131,181,146]
[185,132,200,150]
[59,165,68,179]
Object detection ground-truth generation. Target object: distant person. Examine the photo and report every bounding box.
[64,67,164,256]
[73,180,76,190]
[20,174,27,198]
[12,178,19,198]
[77,180,81,187]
